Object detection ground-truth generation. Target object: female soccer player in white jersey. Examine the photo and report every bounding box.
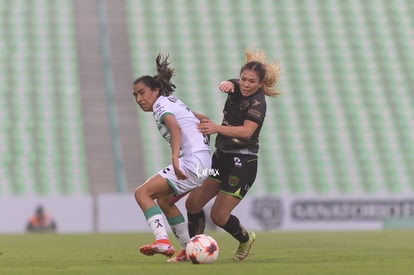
[133,54,211,262]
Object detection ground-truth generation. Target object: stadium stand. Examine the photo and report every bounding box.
[0,0,88,196]
[126,0,414,196]
[1,0,413,198]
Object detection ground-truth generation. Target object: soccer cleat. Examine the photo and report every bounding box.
[166,250,188,262]
[233,231,256,261]
[139,239,175,257]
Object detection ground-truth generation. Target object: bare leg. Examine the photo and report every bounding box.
[157,195,189,251]
[134,174,175,257]
[211,192,255,261]
[186,178,220,236]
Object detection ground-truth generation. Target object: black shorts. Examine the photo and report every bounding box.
[209,150,258,199]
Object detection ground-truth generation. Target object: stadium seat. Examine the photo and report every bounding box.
[0,0,88,197]
[126,0,414,196]
[6,0,413,197]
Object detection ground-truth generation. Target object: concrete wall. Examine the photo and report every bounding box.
[3,194,414,234]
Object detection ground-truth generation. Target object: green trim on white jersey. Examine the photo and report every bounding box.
[152,95,210,156]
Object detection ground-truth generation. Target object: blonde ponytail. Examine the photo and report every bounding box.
[245,48,281,97]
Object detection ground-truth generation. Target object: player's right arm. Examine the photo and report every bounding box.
[198,118,258,140]
[162,114,187,180]
[193,111,209,121]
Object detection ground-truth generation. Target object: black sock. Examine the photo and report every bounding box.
[221,215,249,243]
[187,210,205,237]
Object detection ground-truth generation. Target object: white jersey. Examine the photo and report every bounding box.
[153,95,210,156]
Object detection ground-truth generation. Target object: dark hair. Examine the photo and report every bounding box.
[240,61,266,82]
[134,54,176,96]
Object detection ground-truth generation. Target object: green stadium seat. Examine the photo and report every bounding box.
[5,0,413,197]
[0,0,87,197]
[127,0,413,197]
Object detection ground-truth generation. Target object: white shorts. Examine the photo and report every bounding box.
[157,150,212,195]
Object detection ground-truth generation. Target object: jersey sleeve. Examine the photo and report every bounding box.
[228,78,239,86]
[245,96,266,124]
[153,98,174,123]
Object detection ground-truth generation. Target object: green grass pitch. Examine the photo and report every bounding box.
[1,230,413,275]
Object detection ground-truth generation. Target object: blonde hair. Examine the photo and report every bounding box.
[244,48,281,97]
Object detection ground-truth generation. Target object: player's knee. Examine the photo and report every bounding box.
[186,195,201,213]
[134,185,146,202]
[210,212,227,227]
[185,196,193,210]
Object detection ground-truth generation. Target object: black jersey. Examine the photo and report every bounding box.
[215,79,267,154]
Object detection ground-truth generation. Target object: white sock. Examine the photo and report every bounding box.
[171,222,189,250]
[168,215,189,250]
[145,206,169,241]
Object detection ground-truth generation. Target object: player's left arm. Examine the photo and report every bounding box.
[163,114,187,180]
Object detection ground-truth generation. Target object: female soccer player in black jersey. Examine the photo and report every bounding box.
[185,49,281,261]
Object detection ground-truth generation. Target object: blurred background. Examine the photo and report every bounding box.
[0,0,413,233]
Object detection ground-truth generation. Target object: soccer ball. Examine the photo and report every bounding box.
[185,234,219,264]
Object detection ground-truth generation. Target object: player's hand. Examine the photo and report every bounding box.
[174,168,188,180]
[172,159,188,180]
[198,119,217,135]
[219,81,234,93]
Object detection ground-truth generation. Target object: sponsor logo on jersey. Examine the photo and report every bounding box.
[251,99,261,107]
[239,100,249,110]
[228,175,240,187]
[247,108,262,119]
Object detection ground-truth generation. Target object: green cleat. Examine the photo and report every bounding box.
[233,231,256,261]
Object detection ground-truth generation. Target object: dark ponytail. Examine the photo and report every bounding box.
[154,54,176,96]
[133,54,176,96]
